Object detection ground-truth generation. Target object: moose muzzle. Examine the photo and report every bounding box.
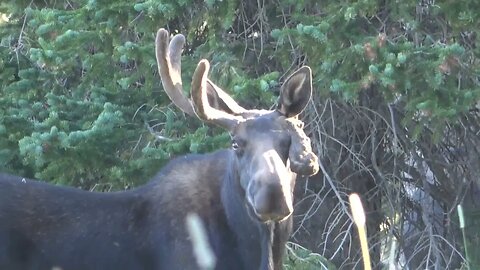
[247,150,294,222]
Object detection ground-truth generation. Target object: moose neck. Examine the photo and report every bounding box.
[221,151,275,270]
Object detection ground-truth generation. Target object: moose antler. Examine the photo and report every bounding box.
[156,29,196,116]
[155,28,246,121]
[191,60,244,129]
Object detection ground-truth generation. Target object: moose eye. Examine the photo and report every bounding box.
[231,139,245,154]
[232,140,240,150]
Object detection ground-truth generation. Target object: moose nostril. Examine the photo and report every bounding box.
[250,184,293,222]
[252,195,272,217]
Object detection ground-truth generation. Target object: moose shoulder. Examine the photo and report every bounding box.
[0,28,319,270]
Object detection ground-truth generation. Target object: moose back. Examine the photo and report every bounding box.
[0,28,319,270]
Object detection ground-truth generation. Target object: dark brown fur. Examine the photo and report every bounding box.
[0,151,227,270]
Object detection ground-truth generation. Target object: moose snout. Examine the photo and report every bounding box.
[247,150,294,222]
[249,182,293,222]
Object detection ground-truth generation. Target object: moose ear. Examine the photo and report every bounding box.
[276,66,313,118]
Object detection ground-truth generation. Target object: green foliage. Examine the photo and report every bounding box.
[0,0,235,187]
[267,0,479,139]
[0,0,477,189]
[284,243,337,270]
[0,0,477,188]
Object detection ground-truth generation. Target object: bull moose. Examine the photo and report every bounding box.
[0,28,319,270]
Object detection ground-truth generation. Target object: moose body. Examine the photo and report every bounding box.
[0,28,318,270]
[1,150,259,270]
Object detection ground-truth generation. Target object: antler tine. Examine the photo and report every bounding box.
[191,60,243,130]
[206,79,246,115]
[155,28,196,116]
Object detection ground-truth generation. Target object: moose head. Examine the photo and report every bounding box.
[156,29,319,223]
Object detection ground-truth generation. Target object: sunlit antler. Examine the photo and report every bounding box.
[156,28,246,121]
[191,60,243,130]
[155,28,196,116]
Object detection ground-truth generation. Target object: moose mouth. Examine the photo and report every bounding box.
[245,194,292,223]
